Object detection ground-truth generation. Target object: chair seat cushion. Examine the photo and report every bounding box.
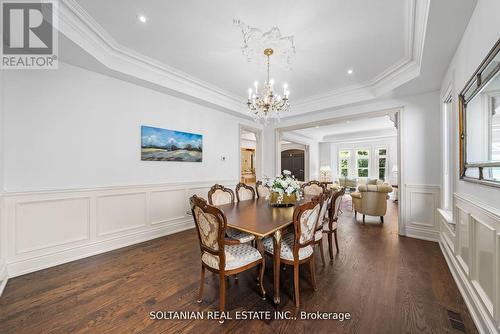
[201,244,262,270]
[262,232,313,261]
[323,221,338,232]
[226,228,255,243]
[314,230,323,241]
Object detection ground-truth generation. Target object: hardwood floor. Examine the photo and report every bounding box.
[0,198,477,333]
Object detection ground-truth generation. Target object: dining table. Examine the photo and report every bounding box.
[215,195,312,305]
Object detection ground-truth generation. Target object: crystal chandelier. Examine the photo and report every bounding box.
[247,48,290,123]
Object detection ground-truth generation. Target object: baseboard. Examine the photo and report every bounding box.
[439,239,498,334]
[0,260,8,297]
[7,219,194,278]
[405,225,439,242]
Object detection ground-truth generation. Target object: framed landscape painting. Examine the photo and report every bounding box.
[141,126,202,162]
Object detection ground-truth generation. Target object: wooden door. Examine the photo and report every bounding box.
[281,149,305,181]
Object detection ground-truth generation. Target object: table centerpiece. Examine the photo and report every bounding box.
[265,170,302,207]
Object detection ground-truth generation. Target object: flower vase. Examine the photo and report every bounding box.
[269,192,297,207]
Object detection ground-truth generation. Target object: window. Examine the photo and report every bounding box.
[356,149,369,177]
[377,148,387,180]
[339,150,350,177]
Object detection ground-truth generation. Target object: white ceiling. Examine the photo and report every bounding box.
[59,0,476,117]
[287,115,396,141]
[73,0,407,101]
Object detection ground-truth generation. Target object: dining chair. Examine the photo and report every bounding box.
[313,190,333,266]
[323,188,345,260]
[190,195,265,314]
[301,180,325,196]
[235,182,255,202]
[208,184,255,243]
[263,195,322,308]
[255,180,271,199]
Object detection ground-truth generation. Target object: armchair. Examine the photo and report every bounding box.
[350,184,393,223]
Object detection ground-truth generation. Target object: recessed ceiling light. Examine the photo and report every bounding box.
[137,14,147,23]
[347,69,353,75]
[315,125,320,129]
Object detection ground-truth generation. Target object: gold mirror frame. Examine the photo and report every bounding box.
[459,38,500,187]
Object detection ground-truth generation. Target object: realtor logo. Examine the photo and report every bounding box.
[1,0,58,69]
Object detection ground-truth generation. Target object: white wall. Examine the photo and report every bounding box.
[0,69,6,294]
[0,62,257,284]
[264,90,442,241]
[273,90,441,186]
[2,62,258,192]
[438,1,500,332]
[440,0,500,209]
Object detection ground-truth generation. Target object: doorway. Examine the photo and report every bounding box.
[239,126,262,185]
[281,149,305,181]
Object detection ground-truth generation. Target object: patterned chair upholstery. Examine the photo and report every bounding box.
[301,181,325,196]
[190,195,265,313]
[208,184,255,243]
[263,196,322,307]
[255,181,271,199]
[235,183,255,202]
[312,191,333,265]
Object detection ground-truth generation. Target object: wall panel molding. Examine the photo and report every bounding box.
[0,179,238,286]
[404,184,440,242]
[438,193,500,333]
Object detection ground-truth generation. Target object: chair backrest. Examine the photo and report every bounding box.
[357,184,392,216]
[190,195,226,257]
[316,190,332,231]
[293,195,322,251]
[301,180,325,196]
[255,180,271,199]
[329,187,346,221]
[208,184,235,206]
[235,182,255,201]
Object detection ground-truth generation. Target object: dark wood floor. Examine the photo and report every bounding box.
[0,198,477,334]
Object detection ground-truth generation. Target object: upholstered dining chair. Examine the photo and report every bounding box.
[263,195,322,307]
[301,180,325,196]
[190,195,265,314]
[313,190,333,266]
[235,182,255,202]
[323,188,345,260]
[208,184,255,244]
[255,180,271,199]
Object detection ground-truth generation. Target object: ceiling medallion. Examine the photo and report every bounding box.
[234,19,296,69]
[235,20,294,124]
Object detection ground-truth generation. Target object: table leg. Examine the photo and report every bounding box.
[256,238,264,282]
[273,229,282,305]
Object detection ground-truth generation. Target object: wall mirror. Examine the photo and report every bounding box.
[459,39,500,186]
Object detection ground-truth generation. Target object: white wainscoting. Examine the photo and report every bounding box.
[439,193,500,334]
[404,184,441,241]
[0,180,237,284]
[0,259,7,296]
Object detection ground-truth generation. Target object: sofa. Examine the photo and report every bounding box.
[350,183,393,223]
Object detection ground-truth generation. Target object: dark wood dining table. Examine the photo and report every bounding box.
[216,196,312,305]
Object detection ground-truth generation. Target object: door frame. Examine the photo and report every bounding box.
[274,107,405,236]
[239,124,263,182]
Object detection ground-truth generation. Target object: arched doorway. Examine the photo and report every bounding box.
[281,149,305,181]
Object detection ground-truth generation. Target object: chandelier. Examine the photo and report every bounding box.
[247,48,290,123]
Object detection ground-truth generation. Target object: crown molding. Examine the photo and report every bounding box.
[57,0,429,117]
[288,0,430,116]
[58,0,247,115]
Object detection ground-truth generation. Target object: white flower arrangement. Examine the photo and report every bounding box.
[264,170,302,204]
